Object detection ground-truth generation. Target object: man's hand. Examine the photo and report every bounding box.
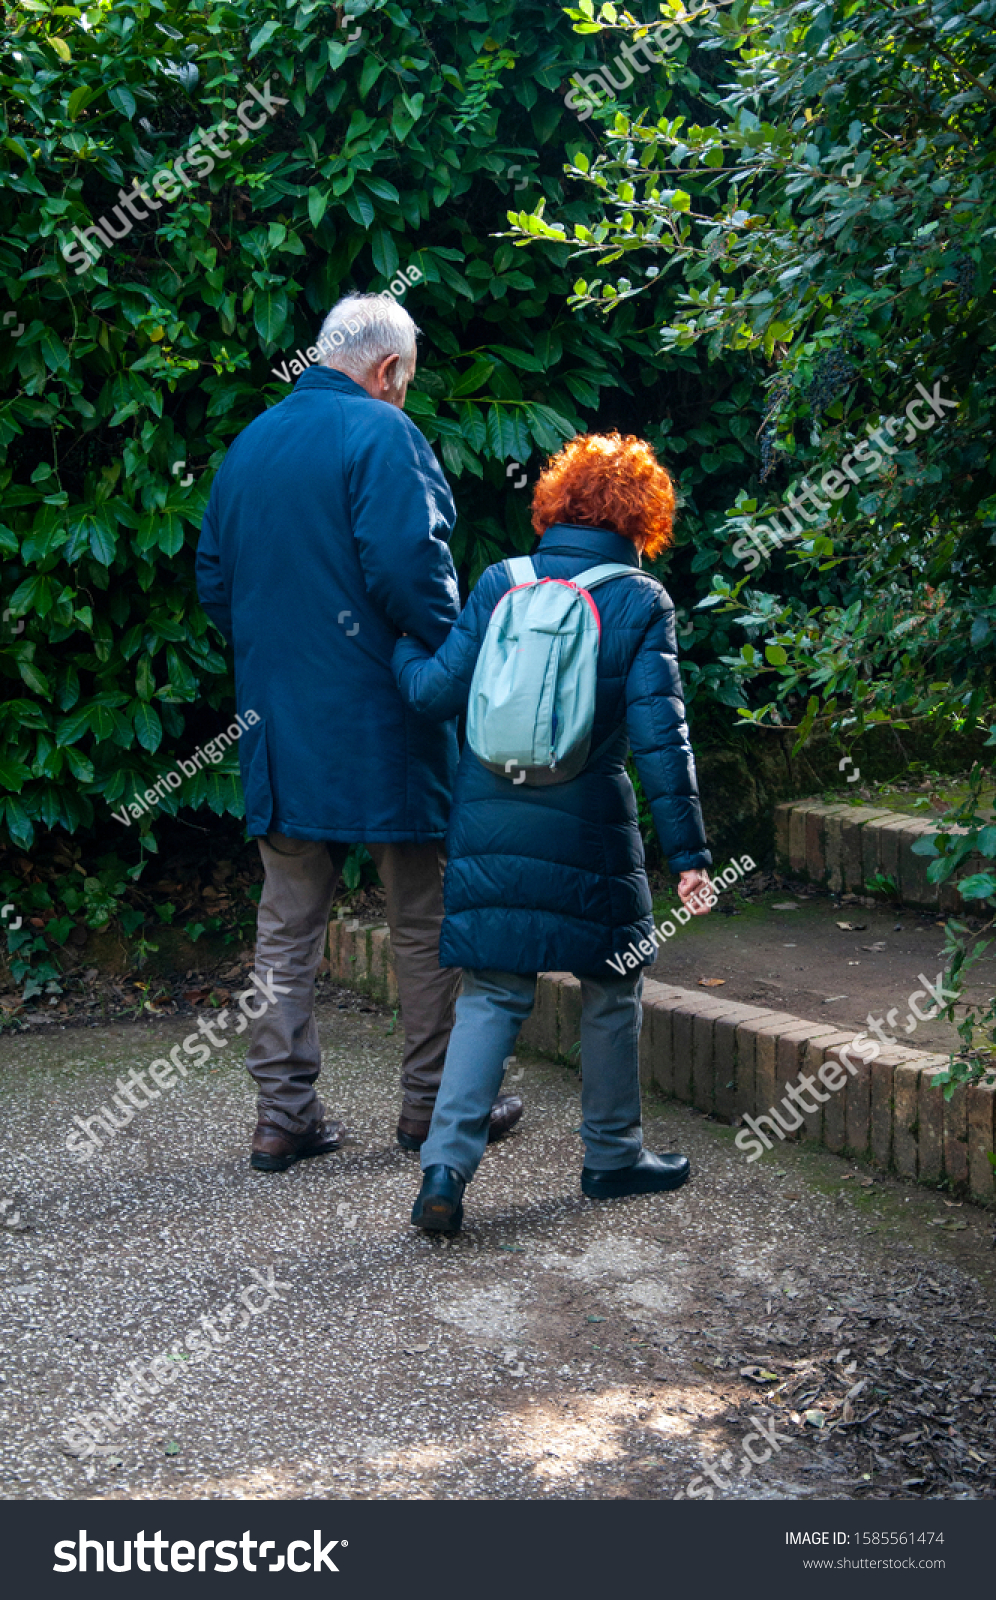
[678,869,714,916]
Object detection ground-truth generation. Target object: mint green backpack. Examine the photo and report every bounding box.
[467,555,638,786]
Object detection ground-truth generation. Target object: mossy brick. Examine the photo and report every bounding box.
[774,802,794,873]
[936,841,986,913]
[352,922,383,992]
[789,800,823,876]
[690,1003,754,1113]
[877,816,915,892]
[520,972,565,1056]
[753,1019,791,1117]
[814,1042,863,1153]
[916,1057,950,1184]
[713,1005,778,1123]
[558,975,583,1061]
[804,806,828,884]
[733,1021,759,1119]
[691,1010,718,1112]
[326,919,345,983]
[549,972,577,1058]
[640,993,674,1097]
[854,809,899,894]
[638,979,675,1090]
[669,996,730,1104]
[872,1046,927,1170]
[805,805,852,886]
[640,981,688,1099]
[329,917,364,986]
[844,1054,873,1157]
[859,813,885,894]
[824,810,848,893]
[942,1083,969,1188]
[774,1025,839,1141]
[897,820,941,909]
[643,985,698,1100]
[967,1079,996,1203]
[369,925,398,1007]
[870,1057,894,1168]
[802,1031,861,1146]
[893,1063,923,1177]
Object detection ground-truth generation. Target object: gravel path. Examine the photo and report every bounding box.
[1,989,993,1502]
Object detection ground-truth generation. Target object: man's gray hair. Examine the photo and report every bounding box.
[316,292,419,384]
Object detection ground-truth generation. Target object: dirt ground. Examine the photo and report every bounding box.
[1,989,993,1503]
[648,881,996,1055]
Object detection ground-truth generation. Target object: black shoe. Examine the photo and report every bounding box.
[581,1149,690,1199]
[411,1165,465,1234]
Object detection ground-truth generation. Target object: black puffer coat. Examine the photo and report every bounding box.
[392,523,711,975]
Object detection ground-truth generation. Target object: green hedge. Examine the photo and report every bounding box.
[1,0,768,854]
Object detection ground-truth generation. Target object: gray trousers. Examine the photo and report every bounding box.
[422,967,644,1182]
[247,833,461,1134]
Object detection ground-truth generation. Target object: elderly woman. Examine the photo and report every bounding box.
[392,432,712,1234]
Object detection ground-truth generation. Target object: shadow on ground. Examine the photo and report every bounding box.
[0,993,993,1502]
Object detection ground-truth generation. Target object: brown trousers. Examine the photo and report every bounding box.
[246,833,461,1134]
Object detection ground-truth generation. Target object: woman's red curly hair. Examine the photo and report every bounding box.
[531,431,675,560]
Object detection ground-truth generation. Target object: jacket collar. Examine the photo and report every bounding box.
[294,367,371,400]
[538,523,642,568]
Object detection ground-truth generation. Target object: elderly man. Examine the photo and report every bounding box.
[196,292,522,1171]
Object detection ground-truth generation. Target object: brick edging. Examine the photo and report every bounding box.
[327,921,995,1204]
[774,798,985,910]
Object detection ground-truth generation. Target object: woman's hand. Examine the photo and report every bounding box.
[677,869,714,916]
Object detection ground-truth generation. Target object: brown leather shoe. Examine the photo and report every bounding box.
[396,1092,524,1151]
[396,1112,432,1152]
[488,1091,523,1141]
[251,1116,346,1173]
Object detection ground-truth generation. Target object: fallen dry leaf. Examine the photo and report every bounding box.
[836,921,867,931]
[740,1365,779,1383]
[772,902,799,911]
[698,977,726,987]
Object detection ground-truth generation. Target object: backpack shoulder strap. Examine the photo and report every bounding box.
[572,561,644,590]
[505,556,537,586]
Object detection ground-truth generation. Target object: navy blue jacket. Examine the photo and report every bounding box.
[196,367,460,841]
[393,524,711,975]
